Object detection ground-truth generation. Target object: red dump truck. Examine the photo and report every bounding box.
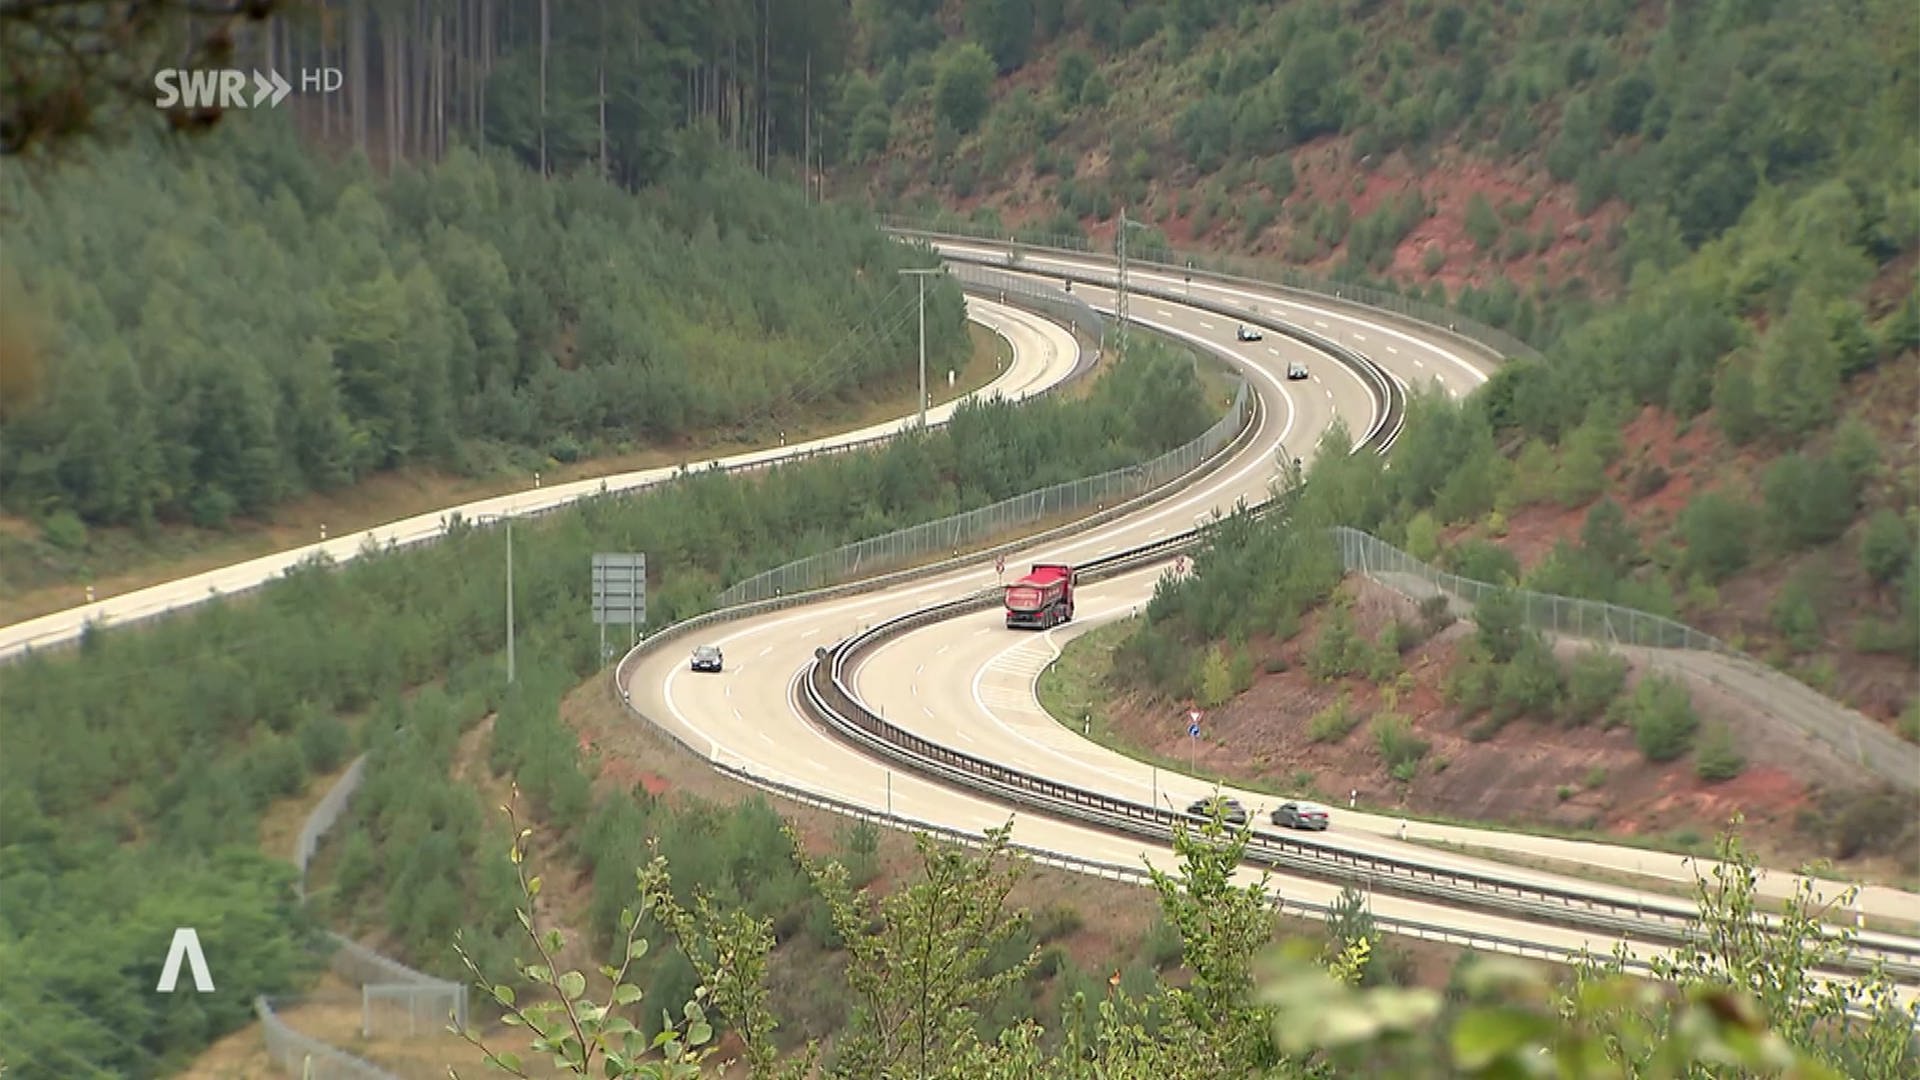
[1005,563,1076,629]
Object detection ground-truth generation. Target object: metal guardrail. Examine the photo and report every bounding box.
[614,373,1265,712]
[801,574,1920,982]
[881,215,1539,364]
[933,247,1406,455]
[0,286,1062,661]
[711,759,1681,980]
[718,382,1251,606]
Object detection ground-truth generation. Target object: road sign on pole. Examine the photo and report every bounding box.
[592,553,647,663]
[1187,709,1202,771]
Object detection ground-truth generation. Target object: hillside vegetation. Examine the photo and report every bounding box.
[0,123,967,541]
[0,338,1214,1077]
[1087,129,1916,864]
[830,0,1914,343]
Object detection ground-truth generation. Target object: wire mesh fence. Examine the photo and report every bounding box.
[1332,527,1728,652]
[253,755,470,1077]
[717,381,1250,607]
[948,260,1107,347]
[1332,526,1920,788]
[883,213,1540,362]
[256,998,393,1080]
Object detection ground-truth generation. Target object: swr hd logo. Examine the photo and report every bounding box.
[153,67,342,110]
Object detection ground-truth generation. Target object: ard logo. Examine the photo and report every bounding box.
[156,928,215,993]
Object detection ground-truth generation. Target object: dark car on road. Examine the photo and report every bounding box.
[1185,795,1250,826]
[1235,324,1263,342]
[1271,801,1330,831]
[690,645,724,673]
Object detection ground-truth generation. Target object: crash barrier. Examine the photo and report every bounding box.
[946,260,1107,362]
[710,760,1682,983]
[802,570,1920,983]
[0,286,1073,662]
[778,380,1918,982]
[926,245,1406,455]
[717,381,1252,606]
[1334,527,1920,792]
[240,286,1146,1078]
[880,214,1538,365]
[748,236,1417,616]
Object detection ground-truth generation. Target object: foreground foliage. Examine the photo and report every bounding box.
[0,340,1210,1077]
[466,807,1915,1078]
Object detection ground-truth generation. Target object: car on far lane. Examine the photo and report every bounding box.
[690,645,724,673]
[1286,361,1309,380]
[1235,324,1263,342]
[1271,800,1331,831]
[1185,795,1250,826]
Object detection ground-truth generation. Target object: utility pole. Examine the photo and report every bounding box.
[1115,209,1149,361]
[506,515,516,684]
[1115,207,1130,361]
[900,267,943,429]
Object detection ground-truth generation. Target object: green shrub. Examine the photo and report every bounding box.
[1307,605,1364,680]
[1492,637,1564,721]
[1032,903,1086,944]
[1693,721,1747,782]
[1373,713,1431,773]
[1308,693,1363,743]
[1769,570,1826,653]
[1678,494,1758,582]
[39,509,87,552]
[1860,509,1914,587]
[1762,453,1859,550]
[1563,650,1628,725]
[1618,674,1700,763]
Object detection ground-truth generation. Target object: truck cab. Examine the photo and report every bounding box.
[1005,563,1076,629]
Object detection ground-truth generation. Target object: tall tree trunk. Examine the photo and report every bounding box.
[478,0,491,147]
[538,0,549,175]
[596,0,608,179]
[386,19,401,167]
[433,10,445,159]
[803,51,811,202]
[761,0,771,174]
[350,0,368,153]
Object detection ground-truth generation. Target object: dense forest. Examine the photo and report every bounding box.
[0,339,1215,1077]
[0,123,969,533]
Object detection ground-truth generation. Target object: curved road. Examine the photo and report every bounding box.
[625,254,1920,981]
[0,298,1073,659]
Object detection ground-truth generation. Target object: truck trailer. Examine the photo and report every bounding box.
[1005,563,1075,629]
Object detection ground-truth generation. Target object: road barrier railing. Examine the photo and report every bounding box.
[881,214,1537,365]
[706,759,1702,986]
[718,381,1251,606]
[927,245,1406,454]
[616,379,1264,709]
[0,283,1071,661]
[799,578,1920,983]
[780,377,1918,980]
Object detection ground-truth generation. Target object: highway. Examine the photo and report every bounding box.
[0,297,1073,659]
[852,560,1920,927]
[621,244,1920,994]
